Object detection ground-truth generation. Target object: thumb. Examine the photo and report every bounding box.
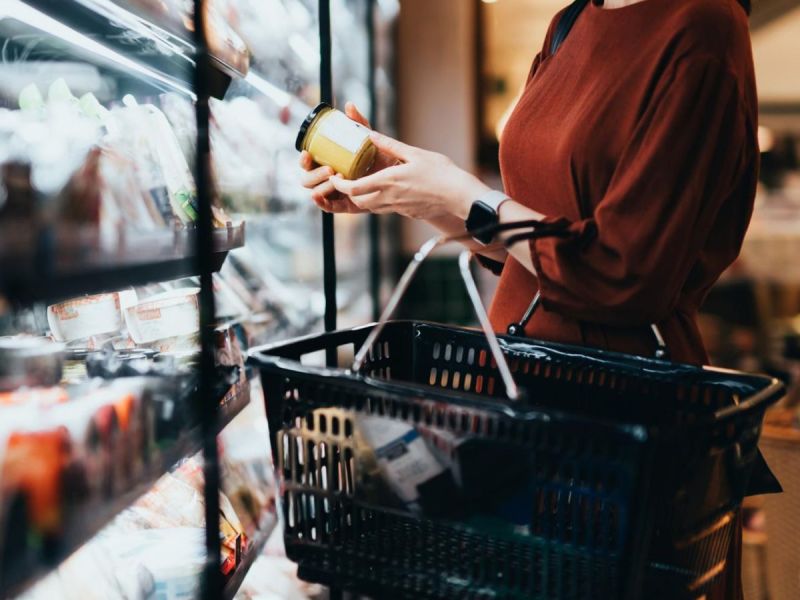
[370,131,416,163]
[344,101,370,127]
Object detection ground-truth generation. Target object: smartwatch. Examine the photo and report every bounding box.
[465,190,512,244]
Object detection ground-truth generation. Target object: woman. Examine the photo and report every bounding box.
[301,0,757,597]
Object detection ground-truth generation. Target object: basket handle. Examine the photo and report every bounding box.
[351,220,563,400]
[503,225,670,360]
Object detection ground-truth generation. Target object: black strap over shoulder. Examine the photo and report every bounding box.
[550,0,590,55]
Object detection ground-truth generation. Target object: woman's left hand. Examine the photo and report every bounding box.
[329,132,491,221]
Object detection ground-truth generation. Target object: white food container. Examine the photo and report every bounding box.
[47,291,137,343]
[125,288,200,345]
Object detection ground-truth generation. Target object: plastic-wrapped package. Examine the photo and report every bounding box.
[1,80,203,237]
[219,391,277,537]
[158,93,197,167]
[103,527,206,600]
[126,471,206,529]
[118,96,200,225]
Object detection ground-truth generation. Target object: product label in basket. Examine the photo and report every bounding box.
[356,415,446,509]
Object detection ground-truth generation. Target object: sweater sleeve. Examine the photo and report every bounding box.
[530,56,756,326]
[475,33,557,278]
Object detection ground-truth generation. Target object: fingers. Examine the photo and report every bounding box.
[369,132,416,162]
[311,195,334,212]
[301,165,335,189]
[299,150,315,171]
[350,191,382,211]
[311,179,338,202]
[330,167,398,197]
[344,101,370,127]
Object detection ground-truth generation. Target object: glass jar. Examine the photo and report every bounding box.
[296,103,377,180]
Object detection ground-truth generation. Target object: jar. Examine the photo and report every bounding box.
[296,103,377,180]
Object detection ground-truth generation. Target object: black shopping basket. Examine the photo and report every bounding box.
[249,226,784,599]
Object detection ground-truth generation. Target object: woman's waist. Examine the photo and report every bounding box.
[491,295,706,364]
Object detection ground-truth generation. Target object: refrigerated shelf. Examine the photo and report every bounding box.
[1,366,254,600]
[222,521,272,600]
[0,222,245,304]
[15,0,246,98]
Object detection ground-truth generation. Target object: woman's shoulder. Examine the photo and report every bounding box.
[666,0,751,66]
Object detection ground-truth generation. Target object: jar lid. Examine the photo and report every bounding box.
[295,102,331,152]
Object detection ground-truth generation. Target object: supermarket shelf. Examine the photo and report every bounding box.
[1,368,253,599]
[0,222,245,304]
[223,521,273,600]
[14,0,245,98]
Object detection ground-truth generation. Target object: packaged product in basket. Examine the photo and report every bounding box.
[353,414,448,512]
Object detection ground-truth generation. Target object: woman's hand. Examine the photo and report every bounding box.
[299,102,397,214]
[329,132,491,220]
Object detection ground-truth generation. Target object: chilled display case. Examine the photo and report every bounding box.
[0,0,394,598]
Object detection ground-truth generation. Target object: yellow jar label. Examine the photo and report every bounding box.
[317,110,371,154]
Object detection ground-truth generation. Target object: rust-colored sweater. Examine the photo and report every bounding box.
[490,0,758,367]
[489,2,757,597]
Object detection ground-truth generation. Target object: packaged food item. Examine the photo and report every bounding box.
[0,406,77,564]
[122,96,200,224]
[47,290,137,343]
[124,288,200,345]
[55,146,103,226]
[107,527,206,600]
[353,413,447,511]
[219,392,278,537]
[0,161,36,220]
[0,386,68,407]
[50,378,154,498]
[203,0,251,76]
[296,103,377,180]
[0,337,65,391]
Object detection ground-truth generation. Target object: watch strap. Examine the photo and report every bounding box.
[477,190,512,213]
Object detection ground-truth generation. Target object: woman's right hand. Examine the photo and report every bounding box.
[299,102,394,214]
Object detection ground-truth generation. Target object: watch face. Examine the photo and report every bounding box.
[466,201,498,244]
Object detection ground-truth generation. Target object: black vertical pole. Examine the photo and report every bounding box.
[367,0,381,321]
[320,0,340,591]
[193,2,222,599]
[320,0,338,366]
